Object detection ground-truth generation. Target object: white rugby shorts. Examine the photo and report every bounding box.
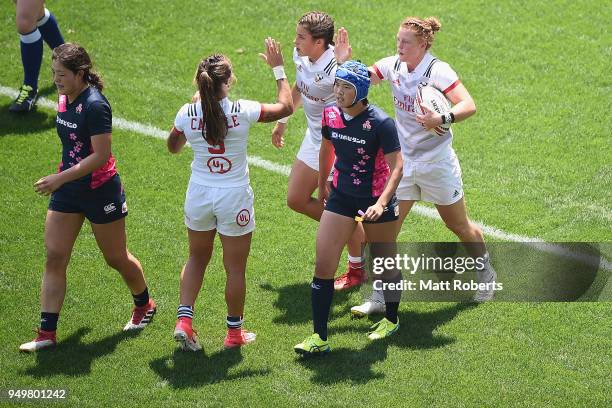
[296,129,321,172]
[396,154,464,205]
[184,182,255,236]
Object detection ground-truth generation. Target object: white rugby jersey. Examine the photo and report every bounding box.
[293,46,337,144]
[173,98,262,187]
[373,52,461,162]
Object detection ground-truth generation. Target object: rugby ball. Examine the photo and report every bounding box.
[415,85,452,136]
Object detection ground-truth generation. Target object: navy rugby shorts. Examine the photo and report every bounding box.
[325,187,398,224]
[49,174,127,224]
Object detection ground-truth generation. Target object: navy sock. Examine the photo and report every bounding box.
[385,302,399,324]
[132,287,149,307]
[226,315,243,329]
[19,29,43,90]
[177,304,193,320]
[37,9,64,50]
[40,312,59,332]
[383,272,402,324]
[311,277,334,341]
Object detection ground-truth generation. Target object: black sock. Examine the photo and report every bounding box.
[311,277,334,341]
[132,287,149,307]
[40,312,59,331]
[383,272,402,324]
[385,302,399,324]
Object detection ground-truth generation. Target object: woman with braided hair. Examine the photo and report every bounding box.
[336,17,497,317]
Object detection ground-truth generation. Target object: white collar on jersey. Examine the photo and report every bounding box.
[402,51,435,74]
[298,45,335,68]
[219,97,230,109]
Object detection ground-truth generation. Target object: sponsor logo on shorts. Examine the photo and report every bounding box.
[394,205,400,216]
[104,203,117,214]
[121,202,128,214]
[453,189,460,198]
[207,156,232,174]
[236,209,251,227]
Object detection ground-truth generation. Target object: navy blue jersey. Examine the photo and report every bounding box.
[322,104,400,198]
[56,87,116,190]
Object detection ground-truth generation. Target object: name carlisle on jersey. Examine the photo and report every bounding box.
[173,98,262,187]
[293,47,337,144]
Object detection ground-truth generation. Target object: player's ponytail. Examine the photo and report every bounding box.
[52,43,104,91]
[85,70,104,91]
[194,54,234,146]
[423,17,441,34]
[401,16,441,50]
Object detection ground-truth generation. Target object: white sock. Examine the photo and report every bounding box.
[348,255,363,264]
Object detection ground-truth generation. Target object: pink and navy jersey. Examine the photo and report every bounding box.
[322,104,400,198]
[56,87,116,189]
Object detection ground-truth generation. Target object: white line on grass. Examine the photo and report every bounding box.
[2,85,610,271]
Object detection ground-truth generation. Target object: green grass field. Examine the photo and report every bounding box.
[1,1,611,406]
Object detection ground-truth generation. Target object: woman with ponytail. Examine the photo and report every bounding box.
[20,43,155,352]
[168,37,293,351]
[336,17,498,316]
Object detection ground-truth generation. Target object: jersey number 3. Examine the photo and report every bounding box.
[208,141,225,154]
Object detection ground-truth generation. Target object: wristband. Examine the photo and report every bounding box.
[442,112,455,124]
[272,66,286,80]
[277,116,289,124]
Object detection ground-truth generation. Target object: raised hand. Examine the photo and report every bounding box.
[259,37,284,68]
[334,27,352,63]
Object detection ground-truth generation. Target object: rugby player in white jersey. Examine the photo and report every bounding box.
[336,17,497,316]
[271,11,367,291]
[167,38,293,351]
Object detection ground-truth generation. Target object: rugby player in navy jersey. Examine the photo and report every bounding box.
[273,12,367,291]
[20,43,155,352]
[294,61,404,356]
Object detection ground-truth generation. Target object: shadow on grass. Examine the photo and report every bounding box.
[296,302,478,385]
[21,327,140,378]
[150,348,270,389]
[0,85,58,137]
[37,84,58,99]
[260,282,352,325]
